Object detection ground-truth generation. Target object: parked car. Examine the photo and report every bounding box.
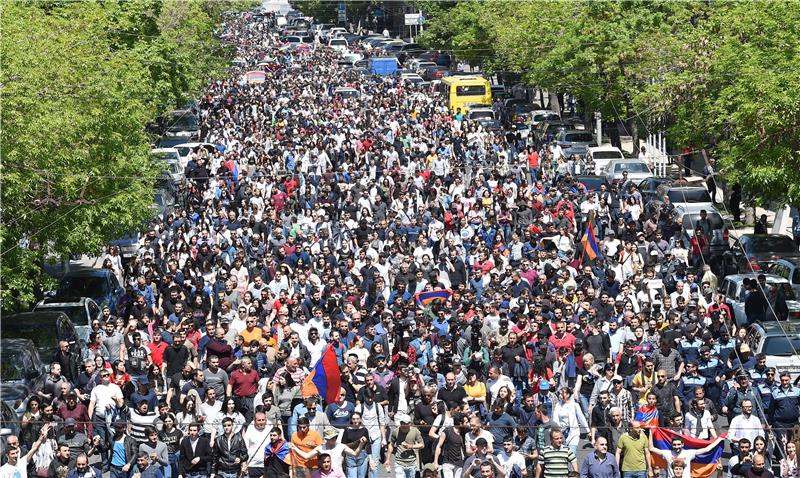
[57,268,124,313]
[477,119,502,132]
[575,175,610,192]
[602,159,652,184]
[535,121,570,143]
[173,142,219,168]
[637,177,673,203]
[109,231,141,262]
[0,402,20,456]
[328,38,348,52]
[33,296,101,341]
[0,339,47,409]
[0,311,80,358]
[530,110,561,127]
[731,233,800,271]
[556,129,596,157]
[674,205,729,256]
[651,184,713,212]
[151,148,185,184]
[744,322,800,381]
[333,87,359,99]
[766,258,800,298]
[719,273,800,325]
[587,145,625,174]
[153,188,176,217]
[162,109,200,140]
[466,108,496,121]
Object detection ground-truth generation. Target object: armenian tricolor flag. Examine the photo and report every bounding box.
[244,71,266,84]
[634,405,659,428]
[301,345,342,404]
[651,427,725,478]
[415,289,453,306]
[581,221,600,260]
[264,438,291,464]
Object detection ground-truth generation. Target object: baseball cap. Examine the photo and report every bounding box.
[395,413,411,424]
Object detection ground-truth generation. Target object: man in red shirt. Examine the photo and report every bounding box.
[527,148,540,182]
[226,356,259,421]
[549,320,576,353]
[148,329,168,392]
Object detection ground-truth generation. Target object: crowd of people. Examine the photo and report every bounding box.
[4,10,800,478]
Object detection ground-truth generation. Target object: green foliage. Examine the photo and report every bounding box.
[289,0,376,25]
[0,0,247,308]
[423,0,800,205]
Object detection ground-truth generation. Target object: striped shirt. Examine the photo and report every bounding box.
[540,445,576,478]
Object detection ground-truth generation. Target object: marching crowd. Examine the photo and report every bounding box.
[4,10,800,478]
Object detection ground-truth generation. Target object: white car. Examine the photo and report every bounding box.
[151,148,184,184]
[333,87,359,99]
[530,109,561,127]
[602,158,652,184]
[467,108,496,121]
[719,273,800,325]
[173,142,218,169]
[744,322,800,381]
[328,38,348,52]
[587,145,625,174]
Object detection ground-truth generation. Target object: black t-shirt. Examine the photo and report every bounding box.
[341,426,370,448]
[437,385,467,410]
[163,345,191,377]
[159,428,183,454]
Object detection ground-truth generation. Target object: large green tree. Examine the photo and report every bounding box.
[0,0,252,308]
[421,0,800,204]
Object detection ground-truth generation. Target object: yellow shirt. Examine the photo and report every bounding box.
[464,381,487,402]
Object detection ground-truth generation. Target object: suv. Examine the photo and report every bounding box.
[652,184,713,212]
[57,269,124,313]
[718,273,800,325]
[766,258,800,298]
[731,234,800,272]
[34,296,101,341]
[674,206,729,256]
[744,322,800,381]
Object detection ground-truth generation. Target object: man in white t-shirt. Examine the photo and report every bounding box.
[496,436,527,478]
[88,368,124,462]
[648,434,725,478]
[0,424,50,478]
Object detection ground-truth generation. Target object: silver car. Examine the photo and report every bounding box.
[602,159,652,184]
[556,129,595,157]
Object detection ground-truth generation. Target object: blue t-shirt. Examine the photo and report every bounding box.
[111,439,127,466]
[325,402,355,428]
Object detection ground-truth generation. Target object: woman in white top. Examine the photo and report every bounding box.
[552,386,588,456]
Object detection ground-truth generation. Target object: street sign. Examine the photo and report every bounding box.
[338,11,346,22]
[338,1,345,12]
[404,13,422,26]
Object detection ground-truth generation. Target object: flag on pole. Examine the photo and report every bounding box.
[301,345,341,404]
[581,221,600,260]
[650,428,725,478]
[415,289,452,306]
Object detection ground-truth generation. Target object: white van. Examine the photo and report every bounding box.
[587,145,625,174]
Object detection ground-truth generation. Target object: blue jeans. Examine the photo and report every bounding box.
[578,393,590,418]
[111,466,129,478]
[624,471,648,478]
[394,463,416,478]
[168,452,180,478]
[346,450,369,478]
[369,439,382,478]
[219,473,238,478]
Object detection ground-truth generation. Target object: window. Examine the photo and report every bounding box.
[593,151,623,160]
[793,267,800,285]
[455,85,486,96]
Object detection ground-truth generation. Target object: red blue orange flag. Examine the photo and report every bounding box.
[415,289,453,306]
[651,427,726,478]
[581,222,600,260]
[301,345,341,404]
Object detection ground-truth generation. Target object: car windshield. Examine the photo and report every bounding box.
[614,162,649,173]
[668,189,712,203]
[470,111,494,120]
[170,114,198,129]
[0,351,25,381]
[577,177,607,191]
[534,113,559,122]
[593,151,623,160]
[456,85,486,96]
[38,305,89,327]
[683,213,724,231]
[763,335,800,356]
[1,321,61,353]
[745,236,797,254]
[564,132,593,142]
[59,276,109,297]
[152,152,178,162]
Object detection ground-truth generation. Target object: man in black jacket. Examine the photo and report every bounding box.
[213,417,248,478]
[178,423,212,478]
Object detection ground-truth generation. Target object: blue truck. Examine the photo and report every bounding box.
[369,57,398,76]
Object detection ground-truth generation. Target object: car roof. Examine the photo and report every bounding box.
[62,268,111,277]
[739,233,793,240]
[37,296,91,306]
[0,338,37,352]
[3,311,70,321]
[151,148,179,154]
[751,321,800,335]
[724,273,789,283]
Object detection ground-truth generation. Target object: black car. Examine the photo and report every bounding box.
[575,175,610,192]
[0,339,46,407]
[637,177,673,203]
[0,311,81,358]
